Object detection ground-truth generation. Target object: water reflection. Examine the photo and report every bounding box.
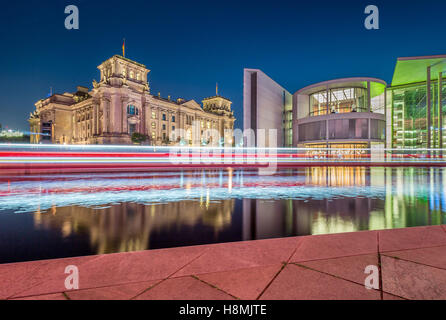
[33,200,235,254]
[0,167,445,263]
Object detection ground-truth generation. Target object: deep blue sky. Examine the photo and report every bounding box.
[1,0,446,130]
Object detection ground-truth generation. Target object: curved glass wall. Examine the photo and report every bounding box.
[370,82,386,114]
[301,81,386,119]
[310,87,368,116]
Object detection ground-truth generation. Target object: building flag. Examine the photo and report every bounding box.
[122,38,125,57]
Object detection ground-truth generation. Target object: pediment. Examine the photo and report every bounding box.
[181,100,202,111]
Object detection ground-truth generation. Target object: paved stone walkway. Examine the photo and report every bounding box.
[1,225,446,300]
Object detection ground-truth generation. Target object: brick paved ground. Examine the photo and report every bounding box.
[2,225,446,300]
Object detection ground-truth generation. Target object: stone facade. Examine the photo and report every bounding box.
[29,55,235,145]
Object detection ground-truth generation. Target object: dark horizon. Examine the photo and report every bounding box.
[1,0,446,131]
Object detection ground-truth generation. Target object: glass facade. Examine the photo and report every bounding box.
[298,121,326,142]
[390,81,446,149]
[310,87,368,116]
[328,119,368,140]
[298,119,386,143]
[304,143,368,159]
[283,90,293,147]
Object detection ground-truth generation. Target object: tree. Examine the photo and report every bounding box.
[131,132,147,145]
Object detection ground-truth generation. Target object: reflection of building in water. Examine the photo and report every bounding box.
[30,167,446,252]
[242,197,378,238]
[384,167,445,229]
[243,167,446,238]
[305,167,367,187]
[33,200,235,254]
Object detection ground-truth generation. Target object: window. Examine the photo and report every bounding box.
[187,129,192,141]
[122,69,126,77]
[127,105,136,115]
[370,119,385,140]
[309,87,368,117]
[298,121,326,142]
[162,114,166,121]
[151,122,156,129]
[172,126,175,131]
[328,119,368,140]
[136,73,140,81]
[207,122,211,129]
[152,131,156,140]
[152,111,156,119]
[162,124,166,130]
[129,71,134,79]
[172,116,176,122]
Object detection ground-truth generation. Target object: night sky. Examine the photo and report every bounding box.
[1,0,446,130]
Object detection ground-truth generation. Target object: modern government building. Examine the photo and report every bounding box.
[244,54,446,154]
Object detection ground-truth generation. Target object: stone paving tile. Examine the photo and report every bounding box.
[382,246,446,270]
[382,293,405,300]
[379,225,446,253]
[11,293,68,300]
[290,231,378,263]
[134,276,235,300]
[173,237,300,277]
[260,264,380,300]
[296,254,378,286]
[11,244,210,299]
[65,280,160,300]
[3,226,446,301]
[381,255,446,300]
[196,264,283,300]
[0,255,99,300]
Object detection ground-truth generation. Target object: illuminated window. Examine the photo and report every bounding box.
[129,71,134,79]
[151,122,156,129]
[152,131,156,139]
[152,111,156,119]
[207,122,211,129]
[201,121,204,128]
[122,69,126,77]
[136,73,140,81]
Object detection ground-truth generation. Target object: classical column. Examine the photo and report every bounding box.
[100,97,109,133]
[121,96,129,134]
[141,97,146,135]
[72,112,77,142]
